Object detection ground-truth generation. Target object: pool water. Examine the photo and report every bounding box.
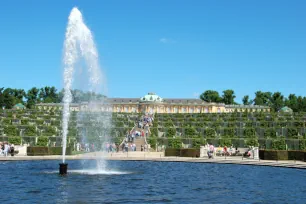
[1,160,305,203]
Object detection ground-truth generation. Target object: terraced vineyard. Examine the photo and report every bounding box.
[1,109,306,151]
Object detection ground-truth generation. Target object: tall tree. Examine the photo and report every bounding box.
[253,91,272,106]
[39,86,58,103]
[26,87,40,109]
[242,95,251,105]
[0,87,4,108]
[271,92,284,111]
[200,90,222,103]
[222,89,236,104]
[285,94,298,112]
[2,88,15,109]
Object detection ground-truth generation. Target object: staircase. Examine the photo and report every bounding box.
[119,114,153,151]
[133,136,146,151]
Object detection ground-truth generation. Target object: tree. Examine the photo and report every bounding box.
[0,87,4,108]
[200,90,222,103]
[26,87,39,109]
[242,95,251,105]
[39,86,58,103]
[3,88,15,109]
[270,92,284,112]
[253,91,272,106]
[285,94,298,112]
[222,89,236,104]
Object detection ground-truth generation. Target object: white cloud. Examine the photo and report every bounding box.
[159,38,176,44]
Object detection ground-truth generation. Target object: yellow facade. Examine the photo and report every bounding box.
[36,93,270,113]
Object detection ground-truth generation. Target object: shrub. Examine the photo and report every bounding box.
[148,137,157,149]
[184,126,198,138]
[36,136,48,146]
[287,128,298,139]
[113,137,123,146]
[21,119,29,125]
[4,126,17,136]
[2,118,11,125]
[192,138,206,148]
[8,137,21,145]
[223,128,235,138]
[219,138,232,147]
[204,128,216,138]
[264,128,276,139]
[165,119,174,127]
[244,128,256,138]
[150,128,158,137]
[166,128,176,138]
[272,137,286,150]
[299,139,306,150]
[43,126,57,136]
[25,126,37,136]
[245,137,259,147]
[167,138,182,148]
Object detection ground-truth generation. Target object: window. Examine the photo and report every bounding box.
[174,107,178,113]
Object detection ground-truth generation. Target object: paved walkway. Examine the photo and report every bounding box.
[1,151,306,169]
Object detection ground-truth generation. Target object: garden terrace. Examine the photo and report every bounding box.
[1,109,306,151]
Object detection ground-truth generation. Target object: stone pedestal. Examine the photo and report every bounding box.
[200,146,208,157]
[253,147,259,159]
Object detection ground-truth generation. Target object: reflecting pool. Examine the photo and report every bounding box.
[1,160,305,203]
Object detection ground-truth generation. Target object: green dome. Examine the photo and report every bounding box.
[279,106,293,113]
[140,93,163,103]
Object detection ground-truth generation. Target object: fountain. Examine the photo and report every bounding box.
[60,7,108,175]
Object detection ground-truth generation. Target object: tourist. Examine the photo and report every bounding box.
[122,143,125,152]
[229,146,234,156]
[141,145,144,152]
[0,142,3,155]
[10,144,15,156]
[209,144,215,159]
[3,142,9,157]
[223,146,228,156]
[76,142,80,151]
[133,143,136,151]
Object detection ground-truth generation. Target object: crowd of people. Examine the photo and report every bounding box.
[0,142,15,156]
[206,144,255,159]
[122,142,137,152]
[137,114,154,137]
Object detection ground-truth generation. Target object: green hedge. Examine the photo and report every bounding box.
[165,148,181,156]
[27,147,49,156]
[48,147,72,155]
[8,137,22,145]
[27,146,72,156]
[180,148,200,157]
[165,148,200,157]
[36,136,48,146]
[259,150,306,161]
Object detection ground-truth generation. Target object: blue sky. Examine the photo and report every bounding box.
[0,0,305,103]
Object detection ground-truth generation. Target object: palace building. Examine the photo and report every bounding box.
[36,92,270,113]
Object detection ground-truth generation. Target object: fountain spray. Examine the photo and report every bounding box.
[60,7,103,175]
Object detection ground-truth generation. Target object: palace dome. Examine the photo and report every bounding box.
[140,93,163,103]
